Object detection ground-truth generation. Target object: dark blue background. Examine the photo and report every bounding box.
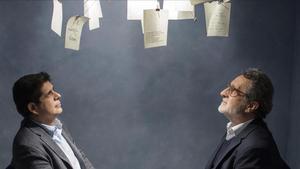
[0,0,299,168]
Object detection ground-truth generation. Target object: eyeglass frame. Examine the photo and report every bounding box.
[224,84,249,98]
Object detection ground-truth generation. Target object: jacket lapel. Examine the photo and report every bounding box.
[24,119,73,168]
[211,119,262,169]
[40,134,73,167]
[62,129,86,169]
[213,136,242,169]
[205,134,226,169]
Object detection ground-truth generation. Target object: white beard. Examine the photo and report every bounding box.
[218,101,246,116]
[218,101,226,114]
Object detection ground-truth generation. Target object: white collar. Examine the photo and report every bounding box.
[34,118,63,137]
[226,119,254,140]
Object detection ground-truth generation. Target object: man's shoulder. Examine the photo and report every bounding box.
[237,120,277,150]
[233,121,289,169]
[13,119,44,146]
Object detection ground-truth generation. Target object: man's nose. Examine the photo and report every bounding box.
[53,90,61,99]
[220,87,229,97]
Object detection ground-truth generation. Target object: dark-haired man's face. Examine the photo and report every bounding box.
[218,75,251,120]
[33,81,62,121]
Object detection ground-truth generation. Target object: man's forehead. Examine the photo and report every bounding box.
[231,75,252,90]
[40,81,53,92]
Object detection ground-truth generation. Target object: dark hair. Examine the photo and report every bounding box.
[12,72,51,117]
[242,68,274,118]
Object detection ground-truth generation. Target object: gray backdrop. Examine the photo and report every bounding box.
[286,0,300,168]
[0,0,298,168]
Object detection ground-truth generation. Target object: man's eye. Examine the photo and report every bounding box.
[47,91,54,97]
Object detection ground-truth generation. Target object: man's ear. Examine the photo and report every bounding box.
[245,101,259,113]
[27,102,39,115]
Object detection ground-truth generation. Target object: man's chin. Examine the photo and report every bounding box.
[218,105,225,114]
[56,108,63,114]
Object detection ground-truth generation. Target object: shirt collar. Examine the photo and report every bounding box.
[34,118,63,137]
[226,119,253,140]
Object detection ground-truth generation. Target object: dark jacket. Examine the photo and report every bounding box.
[205,118,290,169]
[7,118,94,169]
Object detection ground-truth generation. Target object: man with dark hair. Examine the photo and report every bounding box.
[205,68,290,169]
[7,72,94,169]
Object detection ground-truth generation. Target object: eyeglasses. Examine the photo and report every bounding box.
[225,84,248,97]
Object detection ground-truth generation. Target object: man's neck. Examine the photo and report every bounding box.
[30,115,57,126]
[229,115,255,127]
